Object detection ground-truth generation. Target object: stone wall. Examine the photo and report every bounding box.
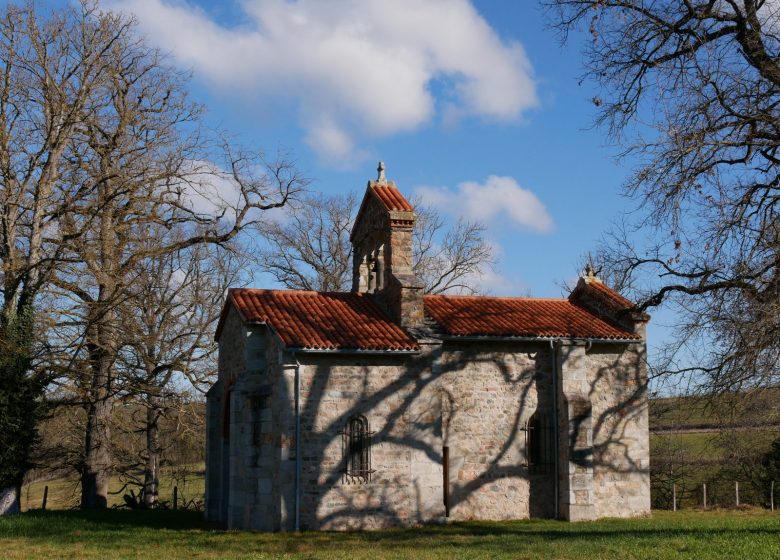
[205,305,247,525]
[207,310,284,529]
[226,324,280,530]
[554,340,650,521]
[204,381,223,522]
[440,342,555,521]
[284,341,560,529]
[288,346,442,530]
[556,342,596,521]
[217,306,246,387]
[587,342,650,519]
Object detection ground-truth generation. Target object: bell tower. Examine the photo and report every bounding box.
[350,162,424,328]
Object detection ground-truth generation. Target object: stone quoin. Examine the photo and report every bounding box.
[205,163,651,531]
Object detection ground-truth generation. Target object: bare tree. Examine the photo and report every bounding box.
[258,193,495,294]
[546,0,780,393]
[412,204,496,294]
[0,1,305,510]
[0,0,133,514]
[116,241,239,508]
[258,193,356,291]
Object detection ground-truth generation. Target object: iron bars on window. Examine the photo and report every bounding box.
[341,415,375,484]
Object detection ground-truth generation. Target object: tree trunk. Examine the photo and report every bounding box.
[0,485,20,515]
[142,402,161,509]
[80,334,114,509]
[81,397,112,509]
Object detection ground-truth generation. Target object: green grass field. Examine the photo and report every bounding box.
[1,509,779,559]
[21,465,205,511]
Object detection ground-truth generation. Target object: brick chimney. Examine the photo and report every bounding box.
[350,162,425,328]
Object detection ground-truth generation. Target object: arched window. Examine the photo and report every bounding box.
[342,415,374,483]
[366,246,384,293]
[222,390,231,440]
[526,410,554,474]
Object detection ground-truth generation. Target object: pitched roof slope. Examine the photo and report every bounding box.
[217,288,419,351]
[371,184,414,212]
[217,289,640,350]
[423,295,639,340]
[582,279,634,308]
[569,276,635,309]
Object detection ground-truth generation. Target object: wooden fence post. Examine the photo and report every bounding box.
[673,483,677,512]
[703,483,707,510]
[173,486,178,511]
[771,481,775,512]
[41,486,48,511]
[735,481,740,507]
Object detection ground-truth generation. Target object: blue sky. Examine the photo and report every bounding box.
[27,0,673,354]
[100,0,633,295]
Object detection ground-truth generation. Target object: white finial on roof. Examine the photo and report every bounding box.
[377,161,387,184]
[585,262,595,278]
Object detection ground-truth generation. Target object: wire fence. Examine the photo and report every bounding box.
[652,478,777,511]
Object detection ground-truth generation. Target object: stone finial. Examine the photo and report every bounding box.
[377,161,387,184]
[584,262,595,278]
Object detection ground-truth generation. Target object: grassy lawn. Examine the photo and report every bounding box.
[1,509,779,559]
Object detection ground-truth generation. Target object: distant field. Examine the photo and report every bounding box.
[21,464,205,511]
[648,390,780,510]
[650,389,780,431]
[1,509,779,559]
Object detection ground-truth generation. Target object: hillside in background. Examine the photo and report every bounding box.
[651,388,780,432]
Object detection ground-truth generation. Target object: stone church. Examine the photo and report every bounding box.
[205,165,651,531]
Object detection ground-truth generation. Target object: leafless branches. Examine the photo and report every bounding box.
[258,192,495,295]
[0,1,305,509]
[412,204,496,295]
[547,0,780,394]
[258,193,356,292]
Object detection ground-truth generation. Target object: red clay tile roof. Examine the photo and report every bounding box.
[217,288,641,350]
[371,185,414,212]
[217,289,419,351]
[588,280,634,307]
[423,295,640,340]
[571,277,634,308]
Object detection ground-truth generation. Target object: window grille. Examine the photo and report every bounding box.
[341,415,375,483]
[526,411,554,474]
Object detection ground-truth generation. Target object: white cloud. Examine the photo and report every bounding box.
[110,0,537,164]
[459,265,530,297]
[169,159,243,217]
[415,175,553,233]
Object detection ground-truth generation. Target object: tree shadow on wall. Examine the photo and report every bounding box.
[253,332,650,530]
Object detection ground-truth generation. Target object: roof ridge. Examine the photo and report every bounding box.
[424,294,570,302]
[230,287,366,297]
[234,288,575,303]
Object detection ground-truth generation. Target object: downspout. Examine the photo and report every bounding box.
[549,339,559,520]
[280,351,302,532]
[292,352,301,532]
